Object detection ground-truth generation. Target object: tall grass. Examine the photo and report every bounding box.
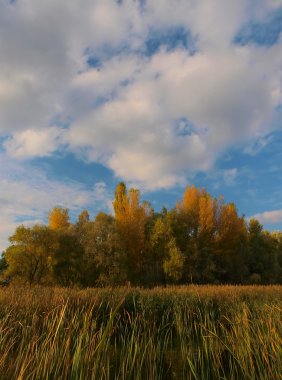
[0,285,281,379]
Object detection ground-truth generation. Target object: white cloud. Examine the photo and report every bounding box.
[251,209,282,224]
[0,0,281,190]
[67,44,280,188]
[4,127,64,158]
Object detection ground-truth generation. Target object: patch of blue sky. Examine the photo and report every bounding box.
[234,7,282,47]
[145,26,197,56]
[15,215,38,224]
[213,131,282,227]
[0,135,9,153]
[145,186,185,214]
[175,118,197,137]
[271,104,282,130]
[142,128,282,224]
[30,153,115,189]
[84,43,133,70]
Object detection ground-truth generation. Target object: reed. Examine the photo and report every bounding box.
[0,285,281,379]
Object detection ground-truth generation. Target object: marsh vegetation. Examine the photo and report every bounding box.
[0,285,281,379]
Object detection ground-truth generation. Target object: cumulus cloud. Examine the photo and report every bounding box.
[251,209,282,224]
[4,127,64,158]
[67,44,280,188]
[0,0,281,190]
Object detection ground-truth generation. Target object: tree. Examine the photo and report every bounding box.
[113,183,147,285]
[79,212,123,286]
[248,220,279,283]
[214,202,248,282]
[163,238,184,283]
[181,185,201,238]
[176,187,216,283]
[113,182,129,223]
[0,255,7,275]
[150,217,172,284]
[4,225,55,285]
[49,207,70,231]
[51,230,84,286]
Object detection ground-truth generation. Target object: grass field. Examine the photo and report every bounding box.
[0,285,281,379]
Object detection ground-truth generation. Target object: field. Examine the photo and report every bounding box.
[0,286,281,380]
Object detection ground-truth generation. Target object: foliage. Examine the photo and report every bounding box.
[163,238,184,282]
[4,225,55,285]
[49,206,70,231]
[2,183,282,286]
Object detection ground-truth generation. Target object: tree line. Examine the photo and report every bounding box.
[1,183,282,286]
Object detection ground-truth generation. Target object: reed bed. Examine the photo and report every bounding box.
[0,285,281,379]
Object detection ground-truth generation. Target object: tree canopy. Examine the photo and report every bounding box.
[2,183,282,286]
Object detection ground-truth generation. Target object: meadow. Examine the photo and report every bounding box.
[0,285,281,380]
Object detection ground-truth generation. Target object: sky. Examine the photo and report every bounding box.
[0,0,282,252]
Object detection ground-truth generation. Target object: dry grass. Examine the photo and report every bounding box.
[0,285,281,379]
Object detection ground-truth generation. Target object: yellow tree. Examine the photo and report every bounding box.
[48,207,70,231]
[48,206,83,285]
[215,202,248,282]
[181,185,201,237]
[113,183,147,284]
[178,186,214,282]
[199,194,216,241]
[197,193,217,281]
[113,182,129,223]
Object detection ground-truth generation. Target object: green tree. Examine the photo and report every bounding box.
[163,238,184,283]
[214,202,248,282]
[51,230,84,286]
[150,217,172,284]
[4,225,55,285]
[79,212,123,286]
[248,220,279,283]
[0,255,7,275]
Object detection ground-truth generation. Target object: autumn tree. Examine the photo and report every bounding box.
[176,186,217,282]
[3,183,281,286]
[214,202,248,282]
[197,193,217,282]
[48,206,70,231]
[4,225,55,285]
[113,183,147,285]
[48,206,83,285]
[79,212,123,286]
[77,209,90,225]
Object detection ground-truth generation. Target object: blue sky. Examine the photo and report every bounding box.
[0,0,282,251]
